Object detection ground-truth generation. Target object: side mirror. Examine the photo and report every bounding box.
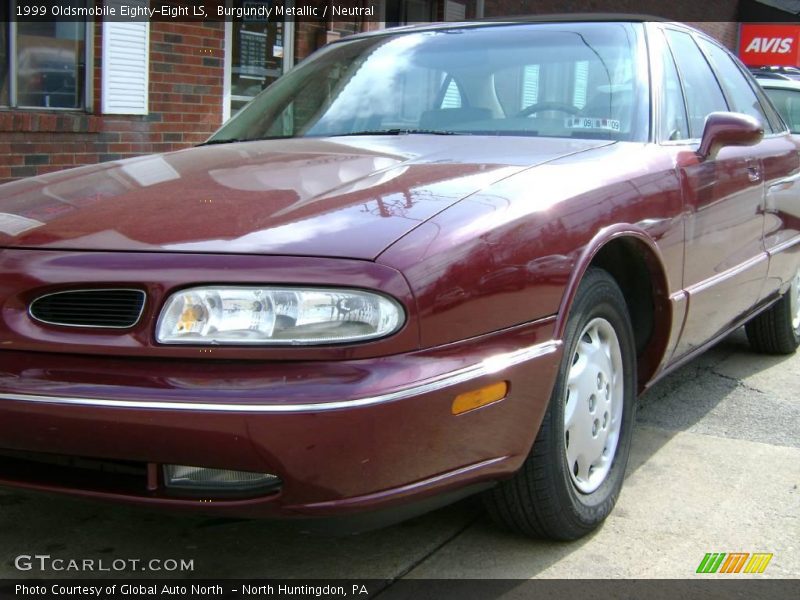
[697,112,764,160]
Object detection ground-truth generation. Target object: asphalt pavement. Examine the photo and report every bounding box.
[1,328,798,581]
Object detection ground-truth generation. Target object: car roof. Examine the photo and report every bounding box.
[756,77,800,91]
[336,14,685,42]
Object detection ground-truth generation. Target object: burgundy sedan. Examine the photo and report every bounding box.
[1,19,798,541]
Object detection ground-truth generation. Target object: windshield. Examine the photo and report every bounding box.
[209,22,648,143]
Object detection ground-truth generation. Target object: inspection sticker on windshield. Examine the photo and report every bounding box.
[565,117,621,132]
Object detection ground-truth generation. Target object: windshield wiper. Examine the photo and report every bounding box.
[201,129,467,146]
[200,135,290,146]
[329,128,468,137]
[201,138,244,145]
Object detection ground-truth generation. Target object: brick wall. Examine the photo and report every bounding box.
[296,21,330,61]
[296,10,381,63]
[0,20,225,185]
[687,22,739,50]
[480,0,739,49]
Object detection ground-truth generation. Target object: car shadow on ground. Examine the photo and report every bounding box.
[631,326,798,457]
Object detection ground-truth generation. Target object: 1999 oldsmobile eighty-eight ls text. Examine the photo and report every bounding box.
[0,18,798,540]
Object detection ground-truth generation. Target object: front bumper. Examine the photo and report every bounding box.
[0,317,561,520]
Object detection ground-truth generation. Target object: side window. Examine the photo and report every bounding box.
[493,64,542,116]
[0,6,7,106]
[496,62,590,115]
[16,20,87,109]
[439,76,463,109]
[521,64,540,108]
[696,37,773,132]
[764,88,800,134]
[659,37,689,141]
[664,30,728,139]
[493,64,537,115]
[572,61,588,109]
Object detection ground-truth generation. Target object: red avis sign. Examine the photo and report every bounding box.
[739,24,800,67]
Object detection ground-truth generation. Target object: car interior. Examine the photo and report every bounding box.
[293,24,647,142]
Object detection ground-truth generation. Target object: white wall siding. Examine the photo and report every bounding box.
[444,1,466,21]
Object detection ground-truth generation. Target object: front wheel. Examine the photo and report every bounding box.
[484,268,637,540]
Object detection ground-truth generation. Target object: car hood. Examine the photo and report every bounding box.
[0,136,612,259]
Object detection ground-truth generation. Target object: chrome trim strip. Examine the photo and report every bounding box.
[0,340,561,413]
[684,253,768,296]
[767,172,800,191]
[28,288,147,330]
[767,234,800,257]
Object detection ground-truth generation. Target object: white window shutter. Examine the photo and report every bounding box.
[102,1,149,115]
[444,1,466,21]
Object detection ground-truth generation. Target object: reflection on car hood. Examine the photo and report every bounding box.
[0,136,612,259]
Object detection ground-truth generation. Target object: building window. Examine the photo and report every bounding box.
[0,3,8,106]
[384,0,433,26]
[229,0,289,116]
[2,1,89,109]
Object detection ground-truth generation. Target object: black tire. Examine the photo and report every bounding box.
[483,268,637,540]
[745,271,800,355]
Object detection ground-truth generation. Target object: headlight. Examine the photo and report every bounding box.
[156,286,404,345]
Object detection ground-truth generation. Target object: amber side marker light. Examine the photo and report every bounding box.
[452,381,509,415]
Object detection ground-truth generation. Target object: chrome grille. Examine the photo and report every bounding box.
[29,289,146,329]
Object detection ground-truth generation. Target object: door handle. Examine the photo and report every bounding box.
[746,159,761,183]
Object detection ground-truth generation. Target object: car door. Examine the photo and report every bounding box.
[696,37,800,305]
[662,27,770,358]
